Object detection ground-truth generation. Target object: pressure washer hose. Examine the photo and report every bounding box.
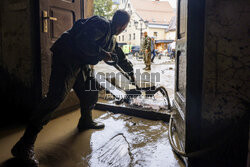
[168,109,214,159]
[168,110,187,157]
[153,86,171,109]
[167,110,189,167]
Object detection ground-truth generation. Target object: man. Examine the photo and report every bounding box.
[151,37,156,63]
[142,31,151,70]
[11,10,133,167]
[170,48,176,59]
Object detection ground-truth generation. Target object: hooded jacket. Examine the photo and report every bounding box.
[50,15,134,76]
[50,16,114,65]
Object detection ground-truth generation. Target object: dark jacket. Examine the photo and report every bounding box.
[51,15,134,76]
[50,16,114,65]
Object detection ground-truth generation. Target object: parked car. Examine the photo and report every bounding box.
[131,46,140,56]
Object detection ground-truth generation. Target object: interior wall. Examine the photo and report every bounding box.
[201,0,250,166]
[0,0,36,126]
[0,0,2,67]
[1,0,34,84]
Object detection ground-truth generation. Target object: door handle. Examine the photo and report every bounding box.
[47,17,57,21]
[42,11,57,33]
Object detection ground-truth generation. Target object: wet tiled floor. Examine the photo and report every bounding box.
[0,109,184,167]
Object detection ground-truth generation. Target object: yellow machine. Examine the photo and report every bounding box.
[122,45,132,55]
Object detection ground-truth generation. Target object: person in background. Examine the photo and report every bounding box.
[151,37,156,63]
[170,48,176,59]
[141,31,151,70]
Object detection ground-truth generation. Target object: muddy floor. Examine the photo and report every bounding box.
[0,109,184,167]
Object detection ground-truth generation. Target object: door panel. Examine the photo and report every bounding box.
[174,0,188,149]
[50,7,75,39]
[39,0,83,111]
[174,0,205,154]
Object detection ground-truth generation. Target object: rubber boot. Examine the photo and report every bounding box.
[11,125,40,167]
[77,109,105,132]
[144,65,151,70]
[143,65,148,70]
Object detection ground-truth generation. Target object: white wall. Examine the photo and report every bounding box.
[165,30,176,40]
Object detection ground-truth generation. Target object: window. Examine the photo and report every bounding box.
[133,33,135,40]
[129,34,131,41]
[154,32,157,37]
[122,35,124,41]
[119,36,121,41]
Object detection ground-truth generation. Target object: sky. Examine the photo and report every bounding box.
[161,0,176,9]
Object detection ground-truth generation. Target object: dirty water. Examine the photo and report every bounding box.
[84,112,184,167]
[0,109,184,167]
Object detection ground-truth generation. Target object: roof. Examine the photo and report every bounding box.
[148,23,169,29]
[129,0,175,24]
[167,16,176,31]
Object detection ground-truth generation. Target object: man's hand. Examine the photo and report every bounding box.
[103,51,112,61]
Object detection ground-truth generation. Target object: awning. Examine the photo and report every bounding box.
[155,40,174,44]
[117,43,127,47]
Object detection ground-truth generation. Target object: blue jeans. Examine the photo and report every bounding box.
[151,50,156,62]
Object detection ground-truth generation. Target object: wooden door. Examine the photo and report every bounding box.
[173,0,205,154]
[173,0,188,151]
[39,0,83,111]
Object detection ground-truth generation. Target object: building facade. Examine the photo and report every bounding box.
[114,0,176,51]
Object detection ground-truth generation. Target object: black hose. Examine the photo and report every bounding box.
[167,110,188,167]
[168,110,187,156]
[168,109,214,158]
[153,86,171,109]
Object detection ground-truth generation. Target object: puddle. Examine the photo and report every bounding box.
[84,112,184,167]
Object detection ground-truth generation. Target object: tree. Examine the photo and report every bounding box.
[94,0,118,19]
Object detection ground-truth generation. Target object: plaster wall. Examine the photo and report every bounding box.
[0,0,37,123]
[200,0,250,165]
[202,0,249,138]
[0,0,34,87]
[147,27,166,40]
[165,30,176,40]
